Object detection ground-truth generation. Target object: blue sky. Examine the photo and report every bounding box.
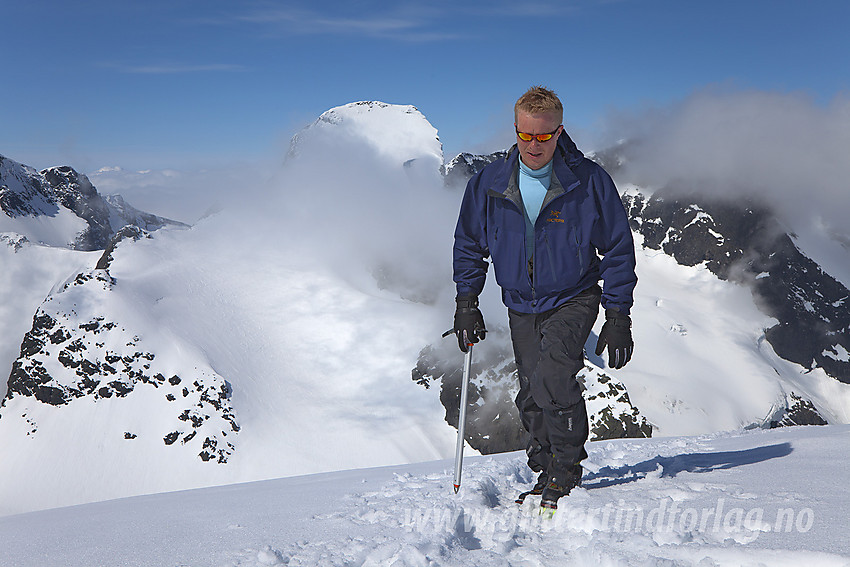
[3,0,848,172]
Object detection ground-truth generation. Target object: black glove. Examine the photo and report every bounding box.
[595,308,633,369]
[453,295,486,353]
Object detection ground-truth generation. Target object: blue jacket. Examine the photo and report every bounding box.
[453,131,637,315]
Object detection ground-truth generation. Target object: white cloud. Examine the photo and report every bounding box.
[604,89,850,236]
[234,4,460,41]
[89,161,274,224]
[104,63,247,74]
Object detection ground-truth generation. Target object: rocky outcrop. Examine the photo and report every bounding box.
[0,155,57,218]
[1,236,239,463]
[1,153,187,251]
[441,151,508,188]
[770,393,829,428]
[624,189,850,387]
[41,166,115,250]
[0,233,28,251]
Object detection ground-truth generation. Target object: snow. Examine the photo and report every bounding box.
[0,102,461,516]
[0,210,88,248]
[0,243,100,400]
[823,344,850,363]
[1,425,848,566]
[0,156,91,247]
[599,233,848,437]
[293,101,443,169]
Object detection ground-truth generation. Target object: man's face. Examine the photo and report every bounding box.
[515,110,562,170]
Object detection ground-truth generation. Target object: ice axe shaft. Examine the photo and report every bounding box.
[453,342,473,493]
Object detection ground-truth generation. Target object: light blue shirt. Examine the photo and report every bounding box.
[518,159,553,262]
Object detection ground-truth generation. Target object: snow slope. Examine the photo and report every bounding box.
[0,209,459,516]
[2,425,848,566]
[617,233,850,436]
[0,243,100,400]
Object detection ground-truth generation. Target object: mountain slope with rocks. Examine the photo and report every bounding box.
[1,154,187,250]
[2,228,239,464]
[623,189,850,385]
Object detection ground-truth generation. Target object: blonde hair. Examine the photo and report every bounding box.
[514,86,563,123]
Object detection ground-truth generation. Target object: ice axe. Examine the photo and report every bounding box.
[442,329,474,494]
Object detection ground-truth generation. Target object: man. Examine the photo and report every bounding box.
[452,86,637,512]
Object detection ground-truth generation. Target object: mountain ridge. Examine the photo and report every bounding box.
[1,153,187,251]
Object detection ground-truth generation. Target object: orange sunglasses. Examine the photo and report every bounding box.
[515,126,561,143]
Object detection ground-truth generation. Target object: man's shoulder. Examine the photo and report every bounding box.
[468,148,516,189]
[567,155,616,189]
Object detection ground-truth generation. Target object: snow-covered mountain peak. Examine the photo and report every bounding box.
[1,153,187,250]
[1,154,88,247]
[287,101,443,170]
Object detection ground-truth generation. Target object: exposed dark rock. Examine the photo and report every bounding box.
[1,153,188,251]
[624,189,850,385]
[1,255,239,463]
[108,380,133,397]
[582,369,653,440]
[770,393,829,428]
[41,166,114,250]
[0,155,57,218]
[0,233,29,251]
[96,225,147,270]
[442,151,508,188]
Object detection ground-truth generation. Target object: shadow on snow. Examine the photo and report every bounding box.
[582,442,793,489]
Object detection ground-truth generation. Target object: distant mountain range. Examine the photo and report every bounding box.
[1,154,187,250]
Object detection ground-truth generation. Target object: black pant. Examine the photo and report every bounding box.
[508,286,601,472]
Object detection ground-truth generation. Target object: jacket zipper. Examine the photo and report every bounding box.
[574,227,583,267]
[543,228,557,281]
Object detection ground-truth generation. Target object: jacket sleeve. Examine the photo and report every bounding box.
[453,174,490,298]
[589,165,638,315]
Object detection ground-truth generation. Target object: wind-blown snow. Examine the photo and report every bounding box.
[2,425,848,566]
[0,103,461,516]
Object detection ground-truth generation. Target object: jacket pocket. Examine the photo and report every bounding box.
[538,225,583,291]
[490,225,526,291]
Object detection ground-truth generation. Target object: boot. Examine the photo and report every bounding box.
[515,470,549,504]
[540,464,582,510]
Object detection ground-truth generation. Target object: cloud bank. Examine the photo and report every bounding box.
[264,104,458,305]
[604,89,850,235]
